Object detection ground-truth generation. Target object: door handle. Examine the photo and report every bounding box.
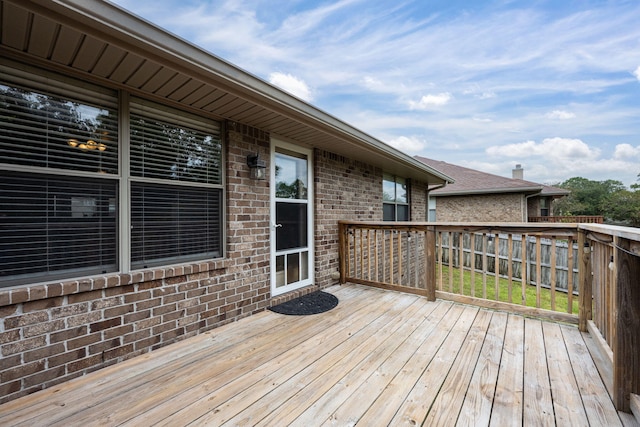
[273,223,282,228]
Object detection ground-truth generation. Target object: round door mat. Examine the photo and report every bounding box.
[268,291,339,315]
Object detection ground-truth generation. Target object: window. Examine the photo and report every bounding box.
[129,99,223,269]
[540,197,549,217]
[0,63,224,287]
[383,174,409,221]
[0,70,119,286]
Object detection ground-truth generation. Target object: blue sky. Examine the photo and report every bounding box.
[112,0,640,187]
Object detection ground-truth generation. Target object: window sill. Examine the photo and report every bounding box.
[0,258,232,307]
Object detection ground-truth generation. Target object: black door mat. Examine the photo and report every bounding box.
[268,291,339,315]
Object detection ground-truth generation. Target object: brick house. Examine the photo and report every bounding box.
[0,0,455,402]
[416,157,568,222]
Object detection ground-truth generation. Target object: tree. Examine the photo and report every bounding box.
[554,177,626,217]
[631,173,640,191]
[605,190,640,227]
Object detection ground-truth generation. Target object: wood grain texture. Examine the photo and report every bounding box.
[0,284,627,427]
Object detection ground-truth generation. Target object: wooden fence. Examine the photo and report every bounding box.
[438,232,579,294]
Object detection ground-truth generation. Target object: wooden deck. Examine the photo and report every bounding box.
[0,284,630,426]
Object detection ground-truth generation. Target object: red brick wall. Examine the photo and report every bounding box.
[313,150,382,288]
[410,179,428,221]
[434,193,526,222]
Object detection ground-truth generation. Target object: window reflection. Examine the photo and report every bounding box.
[275,152,307,199]
[0,83,118,174]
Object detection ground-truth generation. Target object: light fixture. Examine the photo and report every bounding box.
[67,137,107,152]
[608,255,615,271]
[247,153,266,180]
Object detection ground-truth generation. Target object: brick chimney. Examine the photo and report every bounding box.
[512,164,524,180]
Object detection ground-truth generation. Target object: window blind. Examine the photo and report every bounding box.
[129,99,223,268]
[130,183,222,268]
[0,172,118,286]
[0,71,119,287]
[130,100,222,185]
[0,83,118,174]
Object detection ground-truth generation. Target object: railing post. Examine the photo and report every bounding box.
[578,231,592,332]
[338,222,347,284]
[425,225,436,301]
[613,237,640,412]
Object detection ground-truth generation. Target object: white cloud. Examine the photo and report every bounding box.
[634,66,640,81]
[613,143,640,159]
[361,76,384,91]
[545,110,576,120]
[268,72,313,101]
[486,137,599,159]
[386,136,426,152]
[408,93,452,110]
[473,117,493,123]
[478,92,497,99]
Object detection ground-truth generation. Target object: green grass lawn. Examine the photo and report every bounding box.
[437,265,579,315]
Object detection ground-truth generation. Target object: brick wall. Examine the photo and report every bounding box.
[313,150,382,288]
[435,193,525,222]
[0,122,272,404]
[527,197,540,219]
[410,179,428,221]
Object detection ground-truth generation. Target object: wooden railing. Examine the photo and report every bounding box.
[579,223,640,411]
[338,220,640,412]
[529,215,604,223]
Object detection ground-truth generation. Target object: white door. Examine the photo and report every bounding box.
[271,141,314,296]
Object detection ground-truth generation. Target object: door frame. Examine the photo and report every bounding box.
[270,139,314,296]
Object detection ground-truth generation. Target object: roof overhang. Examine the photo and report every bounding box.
[0,0,453,185]
[430,186,544,197]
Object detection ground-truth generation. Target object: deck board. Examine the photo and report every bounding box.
[0,284,627,427]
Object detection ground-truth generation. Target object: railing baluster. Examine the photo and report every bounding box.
[389,230,394,285]
[382,230,386,283]
[398,231,403,286]
[550,237,557,311]
[536,235,542,308]
[459,232,464,294]
[507,233,513,303]
[470,233,476,298]
[494,233,500,302]
[521,234,527,306]
[438,231,444,290]
[448,232,454,292]
[578,231,592,332]
[567,236,574,314]
[374,229,379,283]
[482,233,488,299]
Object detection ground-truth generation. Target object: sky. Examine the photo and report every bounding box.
[111,0,640,188]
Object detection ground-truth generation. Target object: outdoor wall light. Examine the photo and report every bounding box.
[247,153,266,180]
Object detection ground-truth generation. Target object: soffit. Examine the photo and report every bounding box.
[0,0,453,185]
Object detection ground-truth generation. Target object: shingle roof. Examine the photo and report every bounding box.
[415,157,569,197]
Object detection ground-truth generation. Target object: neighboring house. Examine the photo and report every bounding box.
[415,157,569,222]
[0,0,453,402]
